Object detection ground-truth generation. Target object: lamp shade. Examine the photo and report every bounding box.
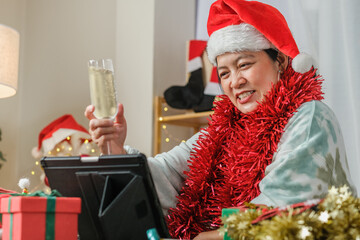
[0,24,20,98]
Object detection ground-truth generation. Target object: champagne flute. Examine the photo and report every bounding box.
[88,59,118,155]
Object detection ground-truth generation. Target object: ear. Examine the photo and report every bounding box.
[277,52,289,72]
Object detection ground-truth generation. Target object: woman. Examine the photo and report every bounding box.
[85,0,355,239]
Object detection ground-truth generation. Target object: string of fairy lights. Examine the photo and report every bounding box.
[29,135,99,192]
[162,124,186,144]
[160,106,187,145]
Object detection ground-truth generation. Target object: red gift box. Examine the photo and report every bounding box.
[0,196,81,240]
[0,190,17,229]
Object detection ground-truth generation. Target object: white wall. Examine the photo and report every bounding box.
[115,0,155,156]
[0,0,196,190]
[0,0,26,190]
[154,0,196,152]
[154,0,196,95]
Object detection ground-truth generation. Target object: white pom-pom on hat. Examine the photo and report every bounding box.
[292,52,314,74]
[18,178,30,190]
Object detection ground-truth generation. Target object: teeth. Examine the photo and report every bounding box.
[238,91,254,100]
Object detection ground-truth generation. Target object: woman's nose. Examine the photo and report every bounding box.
[230,73,246,88]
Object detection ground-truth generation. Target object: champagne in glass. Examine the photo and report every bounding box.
[88,59,118,154]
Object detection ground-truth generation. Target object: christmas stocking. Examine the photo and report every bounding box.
[193,65,222,112]
[164,40,222,112]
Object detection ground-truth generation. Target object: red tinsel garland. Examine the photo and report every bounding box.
[166,65,324,239]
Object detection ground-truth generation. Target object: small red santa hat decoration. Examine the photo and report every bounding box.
[32,114,91,158]
[206,0,313,74]
[187,40,208,74]
[187,40,222,96]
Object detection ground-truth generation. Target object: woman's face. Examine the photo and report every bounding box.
[217,51,280,114]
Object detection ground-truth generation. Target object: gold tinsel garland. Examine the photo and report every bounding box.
[221,185,360,240]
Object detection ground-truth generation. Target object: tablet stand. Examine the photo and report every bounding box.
[76,171,159,240]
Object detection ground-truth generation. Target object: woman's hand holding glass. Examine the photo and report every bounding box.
[84,103,127,155]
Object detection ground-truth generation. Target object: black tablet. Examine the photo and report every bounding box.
[41,154,170,240]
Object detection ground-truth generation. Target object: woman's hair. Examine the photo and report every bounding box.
[264,48,278,62]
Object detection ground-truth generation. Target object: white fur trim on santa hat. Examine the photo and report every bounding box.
[292,52,314,74]
[32,146,43,159]
[206,24,274,66]
[42,128,90,154]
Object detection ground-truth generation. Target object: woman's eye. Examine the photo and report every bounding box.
[219,72,229,79]
[239,62,252,69]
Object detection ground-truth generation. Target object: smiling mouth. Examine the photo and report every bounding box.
[238,90,255,100]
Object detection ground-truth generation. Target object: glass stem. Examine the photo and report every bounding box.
[105,141,111,155]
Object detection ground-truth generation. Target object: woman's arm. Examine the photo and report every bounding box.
[147,132,201,215]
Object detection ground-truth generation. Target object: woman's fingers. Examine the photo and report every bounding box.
[89,118,113,132]
[93,133,115,146]
[114,103,125,124]
[86,104,125,125]
[91,124,117,140]
[84,105,96,120]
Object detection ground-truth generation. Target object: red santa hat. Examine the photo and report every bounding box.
[206,0,313,74]
[32,114,90,158]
